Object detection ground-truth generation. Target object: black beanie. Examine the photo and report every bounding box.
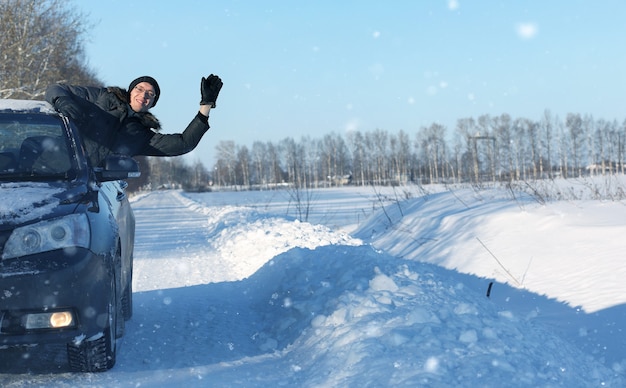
[128,76,160,107]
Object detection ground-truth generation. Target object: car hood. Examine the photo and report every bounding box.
[0,181,88,228]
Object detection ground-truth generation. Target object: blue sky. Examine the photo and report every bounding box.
[79,0,626,167]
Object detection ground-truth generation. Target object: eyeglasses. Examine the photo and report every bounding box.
[134,85,156,99]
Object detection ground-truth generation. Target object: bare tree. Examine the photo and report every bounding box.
[346,130,367,186]
[454,117,476,183]
[389,130,411,184]
[319,132,350,186]
[540,110,555,178]
[0,0,100,99]
[366,129,389,185]
[267,142,284,185]
[566,113,584,177]
[251,141,267,186]
[418,123,446,184]
[236,145,251,187]
[215,140,237,186]
[301,136,320,188]
[492,114,512,181]
[189,160,210,191]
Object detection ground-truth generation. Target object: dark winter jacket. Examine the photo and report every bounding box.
[45,84,210,167]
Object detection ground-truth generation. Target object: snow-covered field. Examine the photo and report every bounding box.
[1,179,626,387]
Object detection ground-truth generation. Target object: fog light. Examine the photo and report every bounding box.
[25,311,75,329]
[50,311,74,328]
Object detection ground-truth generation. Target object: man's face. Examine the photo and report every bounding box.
[129,82,156,112]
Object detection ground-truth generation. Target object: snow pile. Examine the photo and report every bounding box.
[175,189,363,279]
[244,245,620,386]
[352,187,626,373]
[354,188,626,313]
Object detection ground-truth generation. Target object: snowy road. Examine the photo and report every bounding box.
[132,190,226,289]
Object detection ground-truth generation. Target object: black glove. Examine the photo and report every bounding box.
[200,74,223,108]
[53,96,86,125]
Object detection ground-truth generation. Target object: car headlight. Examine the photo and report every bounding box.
[2,214,90,259]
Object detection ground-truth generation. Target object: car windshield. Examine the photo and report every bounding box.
[0,113,75,181]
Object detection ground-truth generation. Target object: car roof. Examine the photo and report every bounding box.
[0,99,57,115]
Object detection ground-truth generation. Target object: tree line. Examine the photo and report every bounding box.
[174,110,621,191]
[140,110,625,192]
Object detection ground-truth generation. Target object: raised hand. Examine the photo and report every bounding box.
[200,74,223,108]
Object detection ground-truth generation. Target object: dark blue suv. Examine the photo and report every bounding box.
[0,99,138,372]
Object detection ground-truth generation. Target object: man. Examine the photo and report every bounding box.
[45,74,222,167]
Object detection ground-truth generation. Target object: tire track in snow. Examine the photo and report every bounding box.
[130,190,227,291]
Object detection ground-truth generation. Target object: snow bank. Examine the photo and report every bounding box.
[238,245,620,386]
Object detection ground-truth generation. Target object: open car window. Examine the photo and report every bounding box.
[0,114,76,181]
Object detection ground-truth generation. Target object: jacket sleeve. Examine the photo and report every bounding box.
[45,84,111,131]
[138,112,210,156]
[45,84,105,105]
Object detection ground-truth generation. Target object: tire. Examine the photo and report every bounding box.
[67,273,117,372]
[115,247,126,339]
[115,289,126,339]
[121,279,133,320]
[121,258,133,321]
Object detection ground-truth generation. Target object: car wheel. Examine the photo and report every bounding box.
[115,290,126,339]
[115,247,126,339]
[121,258,133,321]
[67,274,117,372]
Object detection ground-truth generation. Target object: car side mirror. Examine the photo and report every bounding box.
[94,155,141,181]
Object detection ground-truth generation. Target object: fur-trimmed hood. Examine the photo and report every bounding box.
[107,86,161,131]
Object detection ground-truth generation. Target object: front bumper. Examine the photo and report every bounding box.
[0,247,113,346]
